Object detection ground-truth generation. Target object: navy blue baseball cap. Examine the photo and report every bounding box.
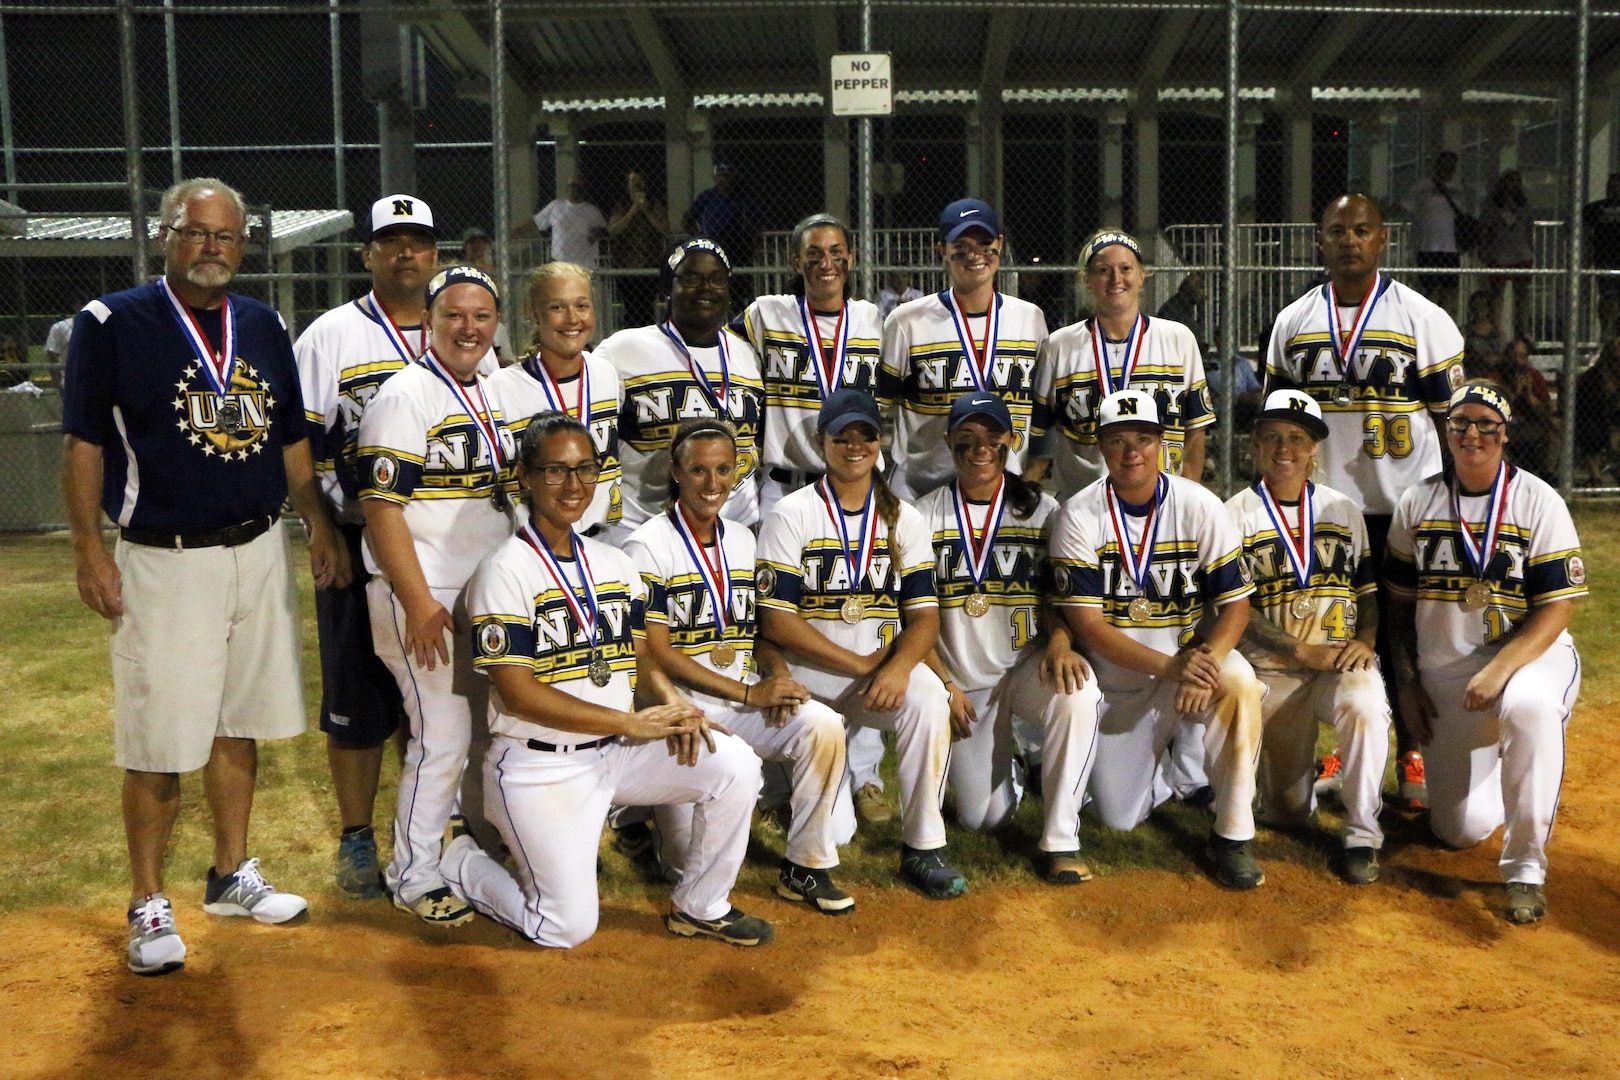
[818,388,883,435]
[947,391,1013,433]
[938,198,1002,244]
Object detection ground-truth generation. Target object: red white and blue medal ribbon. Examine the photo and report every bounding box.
[660,321,731,418]
[1257,479,1315,593]
[950,476,1006,592]
[797,295,848,399]
[1091,313,1147,397]
[816,477,878,594]
[1452,461,1511,579]
[671,505,731,640]
[948,291,1000,392]
[1323,272,1384,383]
[519,522,602,654]
[420,348,506,477]
[523,353,589,422]
[160,277,236,401]
[1104,474,1167,599]
[361,290,426,364]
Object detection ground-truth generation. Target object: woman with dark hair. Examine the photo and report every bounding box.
[442,410,772,949]
[1480,170,1535,339]
[755,388,967,900]
[915,392,1102,884]
[740,213,888,517]
[1483,336,1557,476]
[594,237,764,543]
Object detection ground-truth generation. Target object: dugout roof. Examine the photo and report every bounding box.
[0,209,355,259]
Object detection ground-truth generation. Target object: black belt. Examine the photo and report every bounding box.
[120,514,277,551]
[769,467,823,484]
[527,735,615,753]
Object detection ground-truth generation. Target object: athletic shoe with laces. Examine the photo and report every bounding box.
[854,783,895,824]
[776,860,855,915]
[127,893,186,976]
[665,906,775,946]
[1505,881,1547,925]
[1208,835,1265,890]
[1314,749,1344,798]
[899,845,968,899]
[612,820,655,860]
[1041,851,1094,885]
[392,885,475,927]
[1398,750,1429,811]
[335,826,383,899]
[1340,846,1379,886]
[203,858,308,924]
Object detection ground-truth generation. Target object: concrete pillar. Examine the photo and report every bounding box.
[377,98,416,196]
[824,117,850,221]
[505,99,539,227]
[1237,108,1263,225]
[1101,106,1127,227]
[663,100,693,231]
[1134,109,1159,241]
[966,107,985,200]
[1287,111,1314,223]
[1365,111,1396,203]
[686,109,713,219]
[1588,90,1616,199]
[548,116,579,200]
[361,10,416,195]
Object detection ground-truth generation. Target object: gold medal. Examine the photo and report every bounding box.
[1334,383,1354,406]
[1128,596,1152,622]
[711,642,737,668]
[840,596,866,624]
[963,592,990,618]
[1461,581,1491,611]
[1290,595,1317,620]
[588,653,613,687]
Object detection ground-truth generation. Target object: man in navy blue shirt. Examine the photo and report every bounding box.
[63,177,346,976]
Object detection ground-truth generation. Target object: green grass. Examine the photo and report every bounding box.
[2,508,1613,914]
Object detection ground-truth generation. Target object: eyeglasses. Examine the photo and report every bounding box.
[532,461,602,486]
[1446,417,1504,436]
[674,271,729,290]
[172,227,245,249]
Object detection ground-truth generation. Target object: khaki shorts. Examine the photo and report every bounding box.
[111,523,306,773]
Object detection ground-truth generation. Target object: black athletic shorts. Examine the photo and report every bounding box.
[316,523,405,744]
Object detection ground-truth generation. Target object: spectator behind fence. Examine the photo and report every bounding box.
[1482,336,1558,478]
[1404,151,1469,315]
[607,170,670,328]
[876,271,923,320]
[461,227,496,275]
[45,315,74,387]
[1462,289,1508,378]
[1582,173,1620,340]
[1576,337,1620,485]
[1155,272,1209,350]
[683,162,765,314]
[1479,170,1534,340]
[518,176,607,271]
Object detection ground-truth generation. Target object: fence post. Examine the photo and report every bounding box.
[1564,0,1590,498]
[164,0,181,183]
[859,0,874,302]
[1219,0,1240,497]
[0,14,15,205]
[491,0,512,344]
[118,0,148,286]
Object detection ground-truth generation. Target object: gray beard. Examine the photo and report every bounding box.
[185,262,233,289]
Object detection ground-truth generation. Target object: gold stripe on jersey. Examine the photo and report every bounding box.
[756,539,926,623]
[1243,519,1368,643]
[474,584,642,683]
[639,566,757,654]
[930,521,1048,608]
[1280,329,1458,411]
[618,371,763,451]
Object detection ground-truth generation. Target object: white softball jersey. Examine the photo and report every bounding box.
[881,290,1048,500]
[487,351,623,531]
[1033,315,1215,499]
[1266,278,1464,516]
[594,323,764,529]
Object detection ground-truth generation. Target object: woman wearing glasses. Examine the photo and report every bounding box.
[625,418,853,915]
[595,237,764,542]
[756,388,966,900]
[443,411,772,948]
[488,261,623,536]
[1386,382,1585,925]
[358,266,517,927]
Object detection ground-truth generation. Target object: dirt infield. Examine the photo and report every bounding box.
[7,748,1619,1080]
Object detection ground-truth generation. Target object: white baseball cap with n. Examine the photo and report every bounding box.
[369,194,438,238]
[1256,388,1329,440]
[1097,388,1164,432]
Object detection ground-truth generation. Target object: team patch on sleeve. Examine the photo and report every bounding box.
[1568,553,1586,587]
[476,619,509,658]
[370,452,399,492]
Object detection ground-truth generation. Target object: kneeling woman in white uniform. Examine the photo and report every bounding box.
[916,391,1102,884]
[1225,390,1390,886]
[625,418,853,915]
[1048,389,1267,890]
[443,411,773,948]
[1387,382,1585,925]
[756,388,967,899]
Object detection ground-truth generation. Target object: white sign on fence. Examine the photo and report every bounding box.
[830,53,893,117]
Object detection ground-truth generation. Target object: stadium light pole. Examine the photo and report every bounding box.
[1564,0,1590,498]
[859,0,875,302]
[118,0,148,286]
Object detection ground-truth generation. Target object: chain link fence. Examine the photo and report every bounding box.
[2,1,1617,527]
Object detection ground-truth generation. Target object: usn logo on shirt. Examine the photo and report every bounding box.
[173,359,274,460]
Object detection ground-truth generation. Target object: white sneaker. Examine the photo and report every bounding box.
[127,894,186,976]
[203,858,308,925]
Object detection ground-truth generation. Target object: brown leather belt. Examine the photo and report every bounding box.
[119,514,277,551]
